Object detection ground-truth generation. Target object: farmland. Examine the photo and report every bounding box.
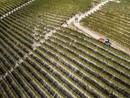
[81,0,130,50]
[0,0,130,98]
[0,0,31,16]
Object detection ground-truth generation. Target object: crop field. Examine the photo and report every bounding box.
[81,0,130,49]
[0,0,130,98]
[0,0,31,16]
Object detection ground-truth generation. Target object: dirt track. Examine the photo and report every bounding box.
[63,0,130,55]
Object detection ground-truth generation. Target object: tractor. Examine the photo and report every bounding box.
[98,38,111,46]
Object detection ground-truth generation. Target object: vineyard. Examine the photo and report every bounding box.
[0,0,130,98]
[81,0,130,50]
[0,0,32,16]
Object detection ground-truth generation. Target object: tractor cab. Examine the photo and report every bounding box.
[104,39,111,46]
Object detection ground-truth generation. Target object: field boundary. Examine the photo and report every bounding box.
[0,0,35,20]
